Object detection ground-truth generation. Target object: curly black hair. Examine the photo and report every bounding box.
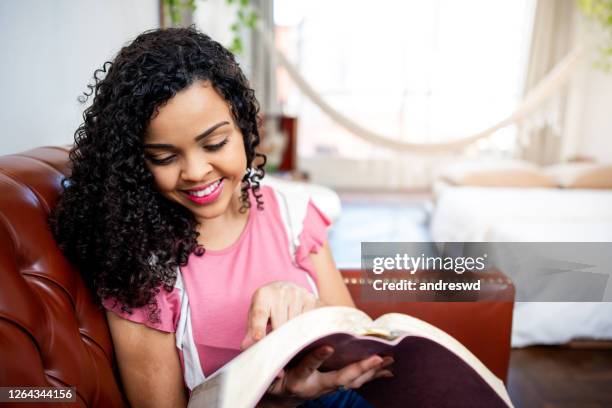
[49,27,266,322]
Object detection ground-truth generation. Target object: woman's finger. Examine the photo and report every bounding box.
[378,356,394,371]
[287,296,302,321]
[299,296,317,315]
[373,369,394,379]
[347,367,379,389]
[348,362,394,389]
[337,355,383,386]
[290,346,335,380]
[319,355,383,390]
[270,300,289,330]
[240,300,271,350]
[348,356,394,388]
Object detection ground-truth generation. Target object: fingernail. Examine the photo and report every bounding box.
[318,347,333,357]
[382,357,395,366]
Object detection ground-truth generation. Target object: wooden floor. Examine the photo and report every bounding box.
[507,346,612,408]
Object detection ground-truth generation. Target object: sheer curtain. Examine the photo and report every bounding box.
[519,0,577,165]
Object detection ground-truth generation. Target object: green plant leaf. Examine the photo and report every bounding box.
[162,0,256,53]
[230,37,243,54]
[171,9,181,25]
[577,0,612,72]
[246,11,258,27]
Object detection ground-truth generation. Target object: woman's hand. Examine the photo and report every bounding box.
[241,281,321,350]
[264,345,393,405]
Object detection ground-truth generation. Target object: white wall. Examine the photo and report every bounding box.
[0,0,159,155]
[576,64,612,162]
[300,155,438,190]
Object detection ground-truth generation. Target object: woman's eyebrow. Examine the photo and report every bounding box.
[144,121,230,149]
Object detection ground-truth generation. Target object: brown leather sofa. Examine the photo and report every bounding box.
[0,146,514,407]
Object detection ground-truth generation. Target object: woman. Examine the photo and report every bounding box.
[50,27,392,407]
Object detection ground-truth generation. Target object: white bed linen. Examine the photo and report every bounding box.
[431,186,612,243]
[430,186,612,347]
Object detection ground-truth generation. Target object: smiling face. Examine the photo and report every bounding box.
[143,81,247,223]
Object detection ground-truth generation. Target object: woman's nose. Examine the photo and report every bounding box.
[180,154,213,182]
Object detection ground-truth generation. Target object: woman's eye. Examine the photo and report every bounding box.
[146,155,176,165]
[204,138,229,152]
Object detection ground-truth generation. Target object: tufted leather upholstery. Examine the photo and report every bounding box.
[0,146,513,406]
[0,147,128,407]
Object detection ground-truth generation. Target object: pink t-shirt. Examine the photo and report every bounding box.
[104,185,330,381]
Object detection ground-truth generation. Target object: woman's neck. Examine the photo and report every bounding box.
[195,189,250,250]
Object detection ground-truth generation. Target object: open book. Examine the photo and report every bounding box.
[188,307,513,408]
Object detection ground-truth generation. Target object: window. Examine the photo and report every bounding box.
[274,0,536,160]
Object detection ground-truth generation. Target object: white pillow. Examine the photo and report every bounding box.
[545,163,612,189]
[438,160,557,188]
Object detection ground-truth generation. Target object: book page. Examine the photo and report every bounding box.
[371,313,511,406]
[189,307,513,408]
[192,307,371,408]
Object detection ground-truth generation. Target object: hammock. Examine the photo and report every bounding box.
[255,23,584,153]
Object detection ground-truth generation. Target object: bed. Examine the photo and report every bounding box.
[430,185,612,347]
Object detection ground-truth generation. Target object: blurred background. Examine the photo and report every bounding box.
[1,1,612,406]
[1,0,611,184]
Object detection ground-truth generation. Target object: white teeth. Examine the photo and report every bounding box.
[188,179,221,197]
